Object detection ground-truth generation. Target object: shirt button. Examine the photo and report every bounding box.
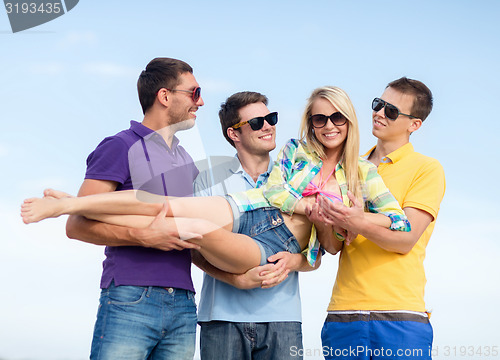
[272,219,278,226]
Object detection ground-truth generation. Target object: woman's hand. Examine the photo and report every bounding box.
[318,191,364,232]
[304,198,328,228]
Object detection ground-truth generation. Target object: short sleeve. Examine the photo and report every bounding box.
[85,136,130,185]
[402,159,446,221]
[194,170,213,197]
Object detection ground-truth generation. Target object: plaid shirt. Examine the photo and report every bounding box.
[229,139,410,266]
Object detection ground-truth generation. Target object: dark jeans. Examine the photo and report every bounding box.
[200,321,303,360]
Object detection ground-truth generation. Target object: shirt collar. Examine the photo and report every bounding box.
[231,154,273,175]
[228,155,244,174]
[130,120,153,138]
[362,143,414,164]
[386,143,414,163]
[130,120,180,150]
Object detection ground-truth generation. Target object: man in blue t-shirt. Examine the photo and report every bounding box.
[193,91,320,360]
[65,57,204,359]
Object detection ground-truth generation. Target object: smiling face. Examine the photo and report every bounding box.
[372,86,416,142]
[310,97,348,159]
[166,72,204,131]
[231,102,276,156]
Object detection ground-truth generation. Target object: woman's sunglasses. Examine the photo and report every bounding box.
[371,98,417,121]
[309,112,347,128]
[167,87,202,102]
[232,112,278,131]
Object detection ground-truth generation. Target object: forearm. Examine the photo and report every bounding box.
[357,207,433,254]
[292,196,315,215]
[66,214,148,247]
[364,212,392,228]
[293,252,321,271]
[349,218,415,254]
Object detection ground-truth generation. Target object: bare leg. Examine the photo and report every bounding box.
[21,189,261,272]
[21,189,234,231]
[84,212,261,274]
[43,188,73,199]
[185,218,262,273]
[21,190,163,224]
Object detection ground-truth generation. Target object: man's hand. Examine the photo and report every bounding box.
[318,191,365,233]
[233,251,309,289]
[232,261,288,290]
[307,195,358,251]
[133,204,202,251]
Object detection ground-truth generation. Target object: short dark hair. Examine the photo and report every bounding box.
[219,91,268,147]
[387,77,433,121]
[137,58,193,114]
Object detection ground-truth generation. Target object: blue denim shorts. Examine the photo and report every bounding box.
[225,197,301,265]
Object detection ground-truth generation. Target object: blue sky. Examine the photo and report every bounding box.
[1,1,499,359]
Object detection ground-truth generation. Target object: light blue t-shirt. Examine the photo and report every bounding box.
[194,155,302,322]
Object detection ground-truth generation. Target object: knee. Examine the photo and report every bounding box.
[189,218,218,235]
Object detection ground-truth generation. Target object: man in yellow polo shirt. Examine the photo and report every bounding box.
[318,77,446,359]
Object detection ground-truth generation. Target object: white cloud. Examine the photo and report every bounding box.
[57,31,98,48]
[83,61,138,78]
[28,62,66,75]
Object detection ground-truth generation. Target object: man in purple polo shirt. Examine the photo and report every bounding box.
[65,57,204,359]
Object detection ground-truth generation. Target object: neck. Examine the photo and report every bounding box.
[322,146,342,167]
[369,137,409,166]
[236,150,271,182]
[142,113,176,147]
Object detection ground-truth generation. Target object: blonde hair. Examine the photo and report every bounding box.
[299,86,361,200]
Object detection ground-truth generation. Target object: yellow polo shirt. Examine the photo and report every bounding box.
[328,143,446,312]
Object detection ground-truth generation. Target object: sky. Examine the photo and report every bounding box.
[1,0,499,359]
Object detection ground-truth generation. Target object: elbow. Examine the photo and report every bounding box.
[324,246,340,256]
[395,248,411,255]
[328,249,340,256]
[65,215,78,239]
[311,254,322,269]
[394,239,418,255]
[66,215,90,240]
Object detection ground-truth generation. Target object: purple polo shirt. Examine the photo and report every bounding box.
[85,121,199,291]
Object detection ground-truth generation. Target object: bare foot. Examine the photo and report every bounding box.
[43,188,74,199]
[21,197,68,224]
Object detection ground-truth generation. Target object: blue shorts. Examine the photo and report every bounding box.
[321,312,433,359]
[225,197,301,265]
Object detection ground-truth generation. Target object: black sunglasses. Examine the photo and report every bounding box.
[372,98,417,121]
[167,87,201,102]
[232,112,278,131]
[309,112,347,128]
